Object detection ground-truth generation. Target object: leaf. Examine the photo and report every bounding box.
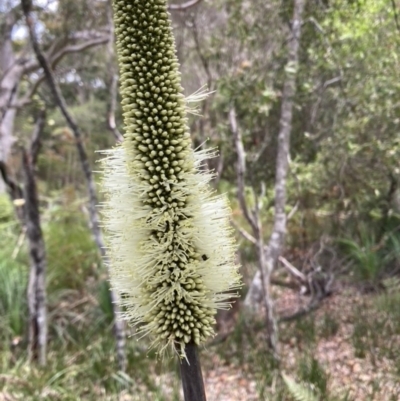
[282,373,319,401]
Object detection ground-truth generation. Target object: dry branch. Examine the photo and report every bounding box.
[14,34,110,109]
[279,256,307,283]
[169,0,203,11]
[230,219,257,244]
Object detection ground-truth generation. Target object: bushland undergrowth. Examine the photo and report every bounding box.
[1,194,400,400]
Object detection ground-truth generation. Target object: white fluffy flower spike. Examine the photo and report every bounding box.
[101,0,241,358]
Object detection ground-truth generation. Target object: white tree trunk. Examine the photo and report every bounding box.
[244,0,306,309]
[21,0,127,371]
[0,11,22,163]
[23,123,48,365]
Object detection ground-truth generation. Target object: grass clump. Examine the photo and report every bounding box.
[0,207,28,342]
[44,204,100,292]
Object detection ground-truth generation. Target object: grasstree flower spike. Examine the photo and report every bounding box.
[101,0,241,359]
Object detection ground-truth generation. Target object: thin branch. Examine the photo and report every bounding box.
[0,160,24,203]
[278,256,307,283]
[286,200,299,221]
[306,16,349,118]
[0,81,18,124]
[271,278,299,290]
[169,0,203,11]
[230,107,257,232]
[12,226,26,259]
[252,134,273,165]
[29,108,46,165]
[391,0,400,32]
[16,31,110,77]
[14,35,109,108]
[231,219,256,244]
[230,103,279,359]
[279,297,323,322]
[49,35,109,67]
[189,15,212,89]
[14,76,44,108]
[213,151,224,187]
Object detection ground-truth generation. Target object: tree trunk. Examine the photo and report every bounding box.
[22,111,47,365]
[0,10,22,163]
[244,0,306,309]
[21,0,127,372]
[230,106,279,359]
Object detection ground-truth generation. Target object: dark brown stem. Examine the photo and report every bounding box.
[179,343,207,401]
[23,146,47,366]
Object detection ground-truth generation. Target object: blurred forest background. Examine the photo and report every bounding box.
[1,0,400,400]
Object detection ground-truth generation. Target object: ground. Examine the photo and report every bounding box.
[1,283,400,400]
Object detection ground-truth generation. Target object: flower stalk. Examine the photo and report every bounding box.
[180,342,207,401]
[102,0,240,396]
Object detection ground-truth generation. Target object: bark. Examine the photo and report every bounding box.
[244,0,306,309]
[21,0,126,372]
[1,109,48,362]
[230,107,279,359]
[0,6,22,163]
[23,110,47,365]
[0,159,25,222]
[0,108,16,160]
[229,108,257,233]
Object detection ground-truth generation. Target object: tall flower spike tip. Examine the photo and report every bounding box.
[101,0,241,358]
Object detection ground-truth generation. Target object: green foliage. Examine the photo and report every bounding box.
[213,313,281,399]
[338,235,382,283]
[375,277,400,334]
[351,308,371,359]
[293,315,316,345]
[284,0,400,248]
[0,250,28,338]
[282,373,319,401]
[96,280,114,325]
[385,234,400,272]
[44,202,100,292]
[298,356,328,398]
[319,314,339,339]
[0,222,28,339]
[0,194,14,223]
[338,228,400,284]
[2,0,400,398]
[351,304,386,361]
[0,327,179,400]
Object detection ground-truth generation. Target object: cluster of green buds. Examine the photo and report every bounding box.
[101,0,241,357]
